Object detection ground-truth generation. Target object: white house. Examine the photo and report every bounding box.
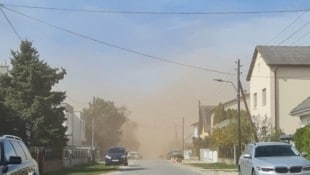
[290,97,310,127]
[191,122,199,138]
[199,105,216,138]
[0,61,8,74]
[62,103,86,146]
[211,94,250,133]
[246,46,310,135]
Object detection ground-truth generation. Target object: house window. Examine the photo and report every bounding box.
[254,93,257,109]
[262,88,266,106]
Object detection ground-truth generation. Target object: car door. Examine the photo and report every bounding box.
[18,141,38,175]
[240,144,253,175]
[10,140,37,175]
[239,145,249,174]
[3,140,20,175]
[244,145,254,175]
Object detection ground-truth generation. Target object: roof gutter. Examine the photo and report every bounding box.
[274,66,279,130]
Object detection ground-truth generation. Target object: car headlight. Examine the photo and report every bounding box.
[105,155,111,159]
[257,166,274,172]
[121,155,126,158]
[303,166,310,171]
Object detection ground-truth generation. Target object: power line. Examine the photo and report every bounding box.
[290,30,310,44]
[3,3,310,15]
[0,6,22,41]
[3,7,231,75]
[3,6,310,80]
[266,10,308,45]
[277,20,310,45]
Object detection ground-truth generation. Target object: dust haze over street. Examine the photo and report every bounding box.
[1,0,310,158]
[106,160,202,175]
[104,160,237,175]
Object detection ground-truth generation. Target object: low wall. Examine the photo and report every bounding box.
[200,149,218,162]
[30,146,97,174]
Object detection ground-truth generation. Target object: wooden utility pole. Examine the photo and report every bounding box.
[239,81,258,142]
[91,97,95,163]
[182,117,185,155]
[237,59,241,165]
[198,101,201,160]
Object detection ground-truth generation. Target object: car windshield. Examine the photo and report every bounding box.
[108,148,125,154]
[255,145,299,157]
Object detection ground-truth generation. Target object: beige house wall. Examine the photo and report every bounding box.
[250,53,274,125]
[249,53,310,135]
[277,67,310,134]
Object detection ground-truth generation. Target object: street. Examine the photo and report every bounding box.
[103,160,238,175]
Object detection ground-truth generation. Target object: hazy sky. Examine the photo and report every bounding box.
[1,0,310,156]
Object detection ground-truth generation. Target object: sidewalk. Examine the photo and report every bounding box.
[180,159,238,175]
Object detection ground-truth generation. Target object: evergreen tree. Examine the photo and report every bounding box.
[0,40,67,149]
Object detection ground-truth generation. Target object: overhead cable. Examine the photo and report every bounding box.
[266,10,308,45]
[290,30,310,44]
[3,7,231,75]
[0,6,22,41]
[3,3,310,15]
[277,21,310,45]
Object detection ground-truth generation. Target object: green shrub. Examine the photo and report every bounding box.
[294,125,310,159]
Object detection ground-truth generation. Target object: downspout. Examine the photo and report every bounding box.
[274,66,279,130]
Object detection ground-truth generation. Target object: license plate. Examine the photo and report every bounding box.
[112,159,119,162]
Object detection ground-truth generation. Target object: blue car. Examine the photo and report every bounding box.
[105,146,128,166]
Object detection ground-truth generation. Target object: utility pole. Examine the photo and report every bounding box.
[198,100,201,160]
[237,59,241,165]
[182,117,185,156]
[214,60,242,165]
[91,97,95,163]
[175,124,180,150]
[239,81,258,142]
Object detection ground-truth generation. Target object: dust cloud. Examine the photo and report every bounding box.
[127,71,236,159]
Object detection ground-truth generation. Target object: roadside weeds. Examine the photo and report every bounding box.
[180,160,238,175]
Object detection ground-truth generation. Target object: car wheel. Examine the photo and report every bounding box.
[105,163,110,166]
[124,162,128,166]
[238,166,242,175]
[252,168,256,175]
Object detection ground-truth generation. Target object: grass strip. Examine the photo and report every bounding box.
[187,162,237,169]
[44,163,117,175]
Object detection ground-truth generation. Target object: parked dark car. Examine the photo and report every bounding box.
[166,150,184,160]
[105,146,128,166]
[0,135,40,175]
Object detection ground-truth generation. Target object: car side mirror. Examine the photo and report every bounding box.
[243,154,251,159]
[2,156,22,173]
[8,156,22,164]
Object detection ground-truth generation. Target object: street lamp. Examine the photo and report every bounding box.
[214,78,241,165]
[213,79,237,91]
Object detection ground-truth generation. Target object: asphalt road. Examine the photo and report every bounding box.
[103,159,238,175]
